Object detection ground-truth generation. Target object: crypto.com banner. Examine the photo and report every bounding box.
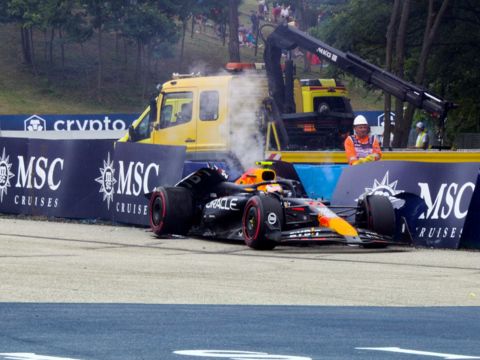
[0,138,185,226]
[332,161,480,249]
[0,113,139,132]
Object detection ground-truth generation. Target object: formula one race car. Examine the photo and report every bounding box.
[147,162,405,250]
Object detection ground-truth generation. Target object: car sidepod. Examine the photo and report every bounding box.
[200,194,249,239]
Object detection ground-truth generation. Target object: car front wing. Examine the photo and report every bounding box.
[279,227,397,246]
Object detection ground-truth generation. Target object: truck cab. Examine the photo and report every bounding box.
[119,72,269,163]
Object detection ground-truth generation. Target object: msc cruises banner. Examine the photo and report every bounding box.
[0,114,139,132]
[332,161,480,249]
[0,138,185,226]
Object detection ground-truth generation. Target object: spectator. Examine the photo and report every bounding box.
[194,14,206,34]
[272,3,281,23]
[246,31,256,47]
[379,121,395,147]
[280,4,290,22]
[263,1,270,21]
[250,11,259,34]
[258,0,266,19]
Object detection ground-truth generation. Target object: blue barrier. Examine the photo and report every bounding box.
[294,164,346,201]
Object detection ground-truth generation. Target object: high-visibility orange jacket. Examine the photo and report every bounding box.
[344,134,382,165]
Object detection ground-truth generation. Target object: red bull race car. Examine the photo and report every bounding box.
[148,162,411,250]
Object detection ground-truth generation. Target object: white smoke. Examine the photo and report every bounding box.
[187,61,213,77]
[159,65,267,172]
[224,72,267,170]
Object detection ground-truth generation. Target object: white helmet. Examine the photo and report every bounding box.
[353,115,368,126]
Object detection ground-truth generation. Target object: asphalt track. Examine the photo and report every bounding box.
[1,217,480,359]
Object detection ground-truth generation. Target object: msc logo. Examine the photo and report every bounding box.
[359,171,404,207]
[15,156,64,190]
[24,115,47,131]
[95,152,160,213]
[364,171,403,198]
[95,152,117,209]
[364,171,475,221]
[418,181,475,220]
[0,147,15,202]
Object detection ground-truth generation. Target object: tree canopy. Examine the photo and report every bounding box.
[311,0,480,145]
[1,0,478,145]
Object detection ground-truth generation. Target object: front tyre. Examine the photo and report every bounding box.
[149,187,194,236]
[242,195,283,250]
[364,195,395,236]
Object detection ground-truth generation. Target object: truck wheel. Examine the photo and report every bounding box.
[242,195,283,250]
[363,195,395,236]
[149,187,194,236]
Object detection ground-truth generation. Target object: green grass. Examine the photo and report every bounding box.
[0,3,382,115]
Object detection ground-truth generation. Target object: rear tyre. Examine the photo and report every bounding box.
[149,187,194,236]
[242,195,283,250]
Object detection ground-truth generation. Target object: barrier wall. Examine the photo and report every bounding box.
[1,137,479,249]
[332,161,480,249]
[0,138,185,226]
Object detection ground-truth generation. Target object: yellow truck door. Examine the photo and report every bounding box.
[195,89,227,153]
[151,91,196,151]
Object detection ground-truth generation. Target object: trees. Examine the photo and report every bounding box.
[311,0,476,147]
[428,0,480,137]
[1,0,244,101]
[1,0,183,102]
[395,0,451,147]
[228,0,241,62]
[118,1,179,96]
[1,0,477,133]
[6,0,44,69]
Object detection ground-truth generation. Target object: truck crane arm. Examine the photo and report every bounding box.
[264,23,455,120]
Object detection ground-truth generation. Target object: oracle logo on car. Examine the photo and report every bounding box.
[205,197,239,211]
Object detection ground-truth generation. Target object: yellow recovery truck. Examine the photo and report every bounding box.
[119,24,480,165]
